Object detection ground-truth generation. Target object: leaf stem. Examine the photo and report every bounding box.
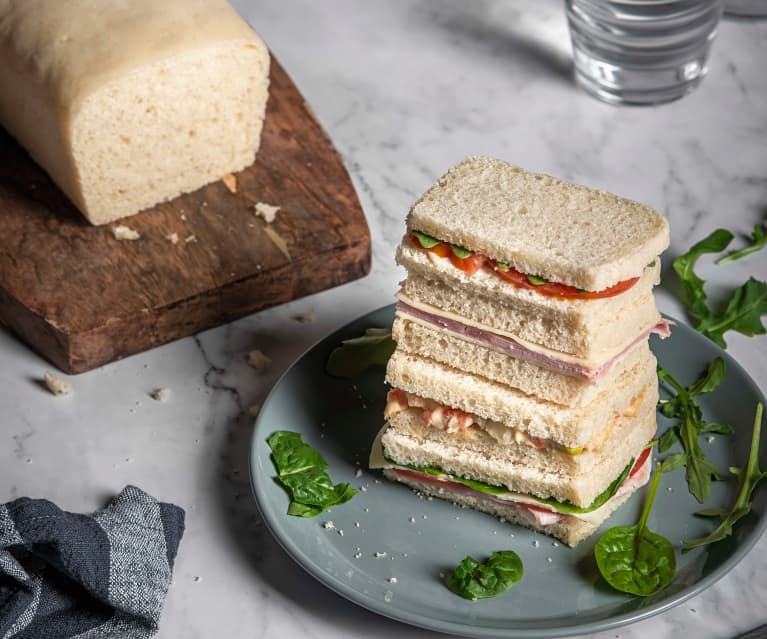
[636,463,663,548]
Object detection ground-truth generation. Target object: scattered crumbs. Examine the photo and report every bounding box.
[498,517,506,524]
[345,569,354,579]
[552,541,560,547]
[374,551,387,558]
[422,514,428,520]
[323,521,335,530]
[44,371,72,396]
[293,311,315,324]
[193,576,203,583]
[112,224,140,240]
[706,436,715,444]
[151,387,171,402]
[360,485,368,492]
[388,577,398,584]
[455,516,460,521]
[383,590,393,603]
[247,404,261,417]
[493,531,497,535]
[426,496,433,501]
[338,529,344,537]
[247,349,272,370]
[165,232,179,245]
[202,201,208,207]
[222,173,237,193]
[180,214,187,221]
[354,552,362,559]
[355,468,363,478]
[374,479,381,484]
[254,201,280,223]
[184,234,198,244]
[355,522,360,528]
[364,508,369,513]
[125,457,132,463]
[264,224,290,259]
[546,557,553,563]
[409,517,415,524]
[510,533,515,539]
[403,553,407,558]
[667,487,674,492]
[533,540,539,547]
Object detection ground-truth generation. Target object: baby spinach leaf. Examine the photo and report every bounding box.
[715,224,767,265]
[268,431,357,517]
[594,464,676,596]
[326,327,396,378]
[448,551,523,600]
[683,402,766,551]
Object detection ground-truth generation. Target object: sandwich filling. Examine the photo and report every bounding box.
[384,388,646,455]
[396,297,671,380]
[409,230,646,299]
[371,427,653,527]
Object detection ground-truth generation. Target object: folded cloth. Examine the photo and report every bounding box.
[0,485,185,639]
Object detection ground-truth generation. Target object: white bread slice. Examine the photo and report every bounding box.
[385,348,658,449]
[0,0,269,225]
[381,468,641,547]
[392,313,652,406]
[380,388,656,508]
[398,247,661,360]
[407,157,669,291]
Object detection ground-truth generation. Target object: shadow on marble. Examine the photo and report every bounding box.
[411,0,573,84]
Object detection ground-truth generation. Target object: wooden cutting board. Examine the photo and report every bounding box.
[0,58,371,374]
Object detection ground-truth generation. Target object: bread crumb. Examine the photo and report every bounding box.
[323,521,335,530]
[222,173,237,193]
[247,350,272,370]
[293,311,315,324]
[247,404,261,417]
[44,371,72,396]
[165,233,179,245]
[151,387,171,402]
[388,577,397,584]
[112,225,140,241]
[254,201,280,223]
[180,214,187,221]
[184,234,198,244]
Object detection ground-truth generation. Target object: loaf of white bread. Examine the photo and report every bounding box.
[0,0,270,225]
[371,157,670,547]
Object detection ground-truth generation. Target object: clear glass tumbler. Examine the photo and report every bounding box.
[565,0,723,105]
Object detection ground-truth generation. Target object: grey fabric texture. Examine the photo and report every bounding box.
[0,486,185,639]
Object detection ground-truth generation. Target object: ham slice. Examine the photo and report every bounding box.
[398,301,671,381]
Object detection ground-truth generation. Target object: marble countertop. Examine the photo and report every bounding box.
[2,1,766,638]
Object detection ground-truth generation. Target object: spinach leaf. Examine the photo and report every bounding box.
[673,228,767,347]
[715,224,767,265]
[326,327,396,378]
[411,230,441,248]
[448,550,523,600]
[657,360,729,503]
[268,431,357,517]
[683,403,766,551]
[594,464,676,596]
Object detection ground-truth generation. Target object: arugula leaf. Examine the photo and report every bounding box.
[683,403,766,551]
[268,431,357,517]
[657,360,729,503]
[695,278,767,348]
[673,229,733,323]
[526,274,548,286]
[715,224,767,265]
[673,229,767,347]
[447,551,523,600]
[326,327,396,378]
[594,464,676,596]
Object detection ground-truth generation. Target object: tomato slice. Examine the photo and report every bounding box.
[629,445,652,479]
[492,261,638,300]
[449,252,486,275]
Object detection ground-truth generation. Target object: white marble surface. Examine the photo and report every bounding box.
[2,1,767,637]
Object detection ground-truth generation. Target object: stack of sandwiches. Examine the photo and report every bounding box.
[370,157,670,546]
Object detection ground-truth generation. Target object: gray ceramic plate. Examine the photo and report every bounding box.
[249,305,767,638]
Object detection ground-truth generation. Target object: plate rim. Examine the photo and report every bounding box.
[249,304,767,638]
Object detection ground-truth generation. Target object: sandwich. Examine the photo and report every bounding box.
[370,157,670,546]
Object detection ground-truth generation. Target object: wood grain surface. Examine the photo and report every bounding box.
[0,58,371,373]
